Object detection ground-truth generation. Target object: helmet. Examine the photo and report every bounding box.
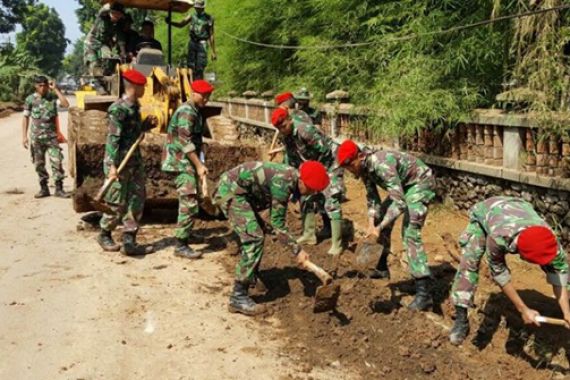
[294,87,311,101]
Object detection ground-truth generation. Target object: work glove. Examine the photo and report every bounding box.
[142,115,159,132]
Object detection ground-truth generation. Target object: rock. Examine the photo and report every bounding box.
[550,204,567,216]
[260,90,274,99]
[242,90,258,98]
[420,361,436,374]
[329,360,341,368]
[398,345,410,357]
[521,191,533,202]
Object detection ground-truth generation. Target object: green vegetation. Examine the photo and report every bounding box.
[153,0,564,135]
[0,1,66,101]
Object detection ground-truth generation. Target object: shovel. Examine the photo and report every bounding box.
[301,259,340,313]
[199,175,219,216]
[355,236,384,268]
[94,133,145,205]
[535,315,569,327]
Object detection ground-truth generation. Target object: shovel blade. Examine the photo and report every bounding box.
[313,283,340,313]
[355,241,383,267]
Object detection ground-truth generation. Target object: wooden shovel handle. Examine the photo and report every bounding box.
[268,129,280,161]
[536,316,568,326]
[95,133,145,202]
[200,175,209,199]
[302,259,333,285]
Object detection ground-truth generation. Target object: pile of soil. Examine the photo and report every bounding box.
[213,177,570,379]
[0,102,23,118]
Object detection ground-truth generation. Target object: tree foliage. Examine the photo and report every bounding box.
[0,0,35,33]
[0,43,40,101]
[16,3,67,77]
[200,0,552,135]
[62,38,85,81]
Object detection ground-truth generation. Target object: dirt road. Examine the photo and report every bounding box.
[0,103,346,380]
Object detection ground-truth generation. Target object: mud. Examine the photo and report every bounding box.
[73,140,260,212]
[213,177,570,380]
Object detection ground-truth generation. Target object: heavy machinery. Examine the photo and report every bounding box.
[69,0,259,212]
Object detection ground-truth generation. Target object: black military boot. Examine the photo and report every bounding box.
[34,181,50,198]
[408,277,434,311]
[54,180,70,198]
[228,281,266,316]
[174,238,203,259]
[370,250,391,279]
[449,305,470,345]
[121,232,152,256]
[96,229,120,252]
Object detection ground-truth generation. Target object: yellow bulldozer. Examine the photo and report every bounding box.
[69,0,259,213]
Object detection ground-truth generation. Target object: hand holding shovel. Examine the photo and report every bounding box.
[297,250,340,313]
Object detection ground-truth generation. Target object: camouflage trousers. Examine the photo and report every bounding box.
[223,195,265,283]
[301,168,344,221]
[175,172,199,240]
[100,165,146,233]
[30,138,65,183]
[378,186,434,279]
[84,45,114,76]
[450,221,486,308]
[188,40,208,80]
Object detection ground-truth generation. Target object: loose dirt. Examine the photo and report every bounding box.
[1,99,569,379]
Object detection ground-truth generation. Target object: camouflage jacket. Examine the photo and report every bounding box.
[103,97,143,175]
[298,106,322,125]
[23,92,58,141]
[363,149,435,226]
[85,7,126,57]
[190,12,214,41]
[466,196,568,287]
[161,101,204,173]
[290,109,312,124]
[214,161,301,255]
[283,118,337,170]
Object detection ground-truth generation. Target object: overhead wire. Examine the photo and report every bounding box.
[219,4,570,50]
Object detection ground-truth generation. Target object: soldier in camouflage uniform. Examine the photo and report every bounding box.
[271,108,345,256]
[449,196,570,345]
[22,76,70,198]
[337,139,436,311]
[213,160,330,316]
[167,0,216,80]
[84,3,127,77]
[274,91,312,124]
[294,88,322,126]
[97,69,157,256]
[162,80,214,259]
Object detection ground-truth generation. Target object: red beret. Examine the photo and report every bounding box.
[271,107,289,127]
[337,140,360,166]
[299,161,330,192]
[275,92,294,105]
[191,80,214,95]
[122,69,147,86]
[517,226,558,266]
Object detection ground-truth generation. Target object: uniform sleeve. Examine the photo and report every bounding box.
[486,236,511,287]
[365,176,382,219]
[297,124,330,162]
[377,155,406,227]
[104,106,125,168]
[23,96,32,117]
[541,243,569,287]
[173,109,198,154]
[270,180,301,256]
[90,16,105,50]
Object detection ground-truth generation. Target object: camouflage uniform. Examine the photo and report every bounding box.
[23,92,65,184]
[84,7,126,75]
[161,101,205,241]
[283,118,344,221]
[362,149,435,278]
[188,12,214,79]
[298,106,322,126]
[100,97,145,233]
[451,196,569,308]
[214,161,301,282]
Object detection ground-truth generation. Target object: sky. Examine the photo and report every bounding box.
[42,0,82,53]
